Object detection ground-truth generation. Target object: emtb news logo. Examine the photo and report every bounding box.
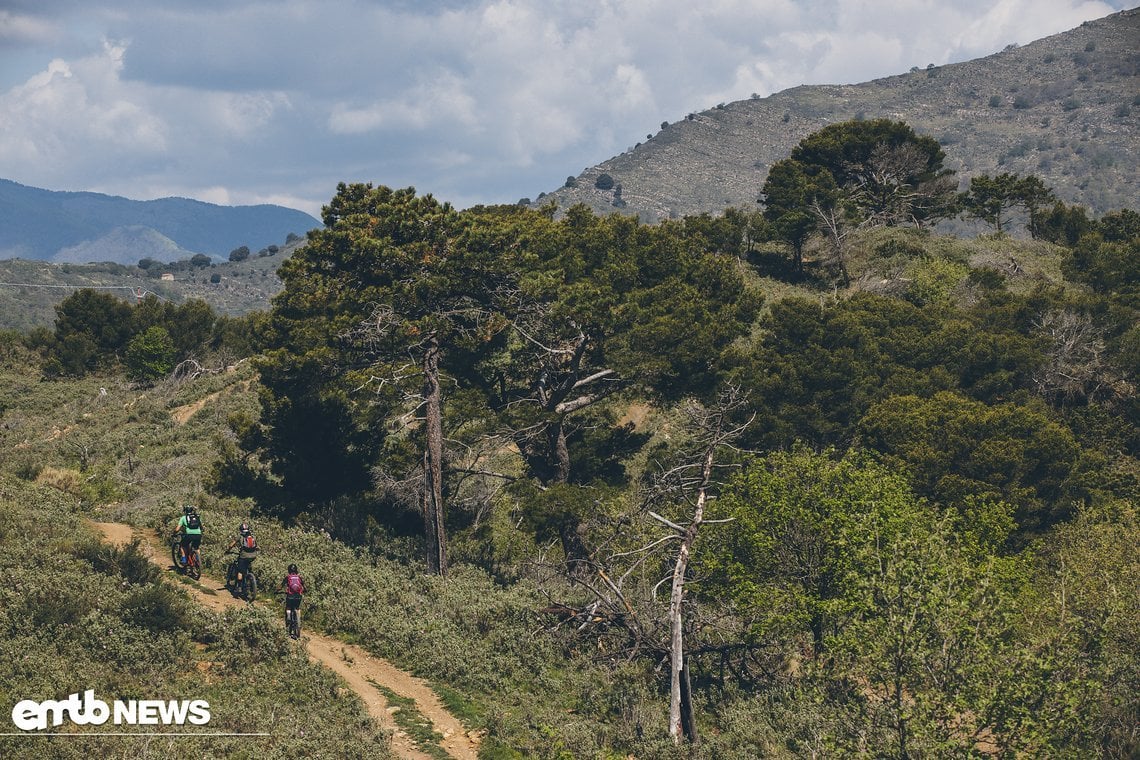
[11,690,210,731]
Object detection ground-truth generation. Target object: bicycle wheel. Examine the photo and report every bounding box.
[188,549,201,580]
[170,540,181,570]
[225,561,236,591]
[246,572,257,602]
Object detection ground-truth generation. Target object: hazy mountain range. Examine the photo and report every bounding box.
[0,178,320,265]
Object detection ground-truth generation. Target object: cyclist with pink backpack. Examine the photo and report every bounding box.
[281,563,306,638]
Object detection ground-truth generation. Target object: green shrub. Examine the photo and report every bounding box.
[968,266,1006,290]
[202,606,291,667]
[121,583,193,633]
[874,238,926,264]
[75,537,160,585]
[904,257,969,307]
[125,325,176,384]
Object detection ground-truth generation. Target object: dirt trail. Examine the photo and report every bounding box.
[170,391,221,425]
[89,521,480,760]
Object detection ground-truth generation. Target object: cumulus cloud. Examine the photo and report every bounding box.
[0,41,168,182]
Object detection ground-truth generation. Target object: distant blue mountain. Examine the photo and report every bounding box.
[0,178,321,263]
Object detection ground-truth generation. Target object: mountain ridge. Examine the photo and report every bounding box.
[536,8,1138,222]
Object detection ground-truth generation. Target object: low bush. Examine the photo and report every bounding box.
[75,538,160,585]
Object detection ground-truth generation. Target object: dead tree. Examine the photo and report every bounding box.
[653,392,751,744]
[421,334,447,575]
[537,388,750,746]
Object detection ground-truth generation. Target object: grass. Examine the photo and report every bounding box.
[368,679,451,760]
[432,683,485,729]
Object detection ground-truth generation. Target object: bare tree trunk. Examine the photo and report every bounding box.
[668,442,715,744]
[680,662,698,745]
[550,417,571,484]
[422,337,448,576]
[811,200,851,287]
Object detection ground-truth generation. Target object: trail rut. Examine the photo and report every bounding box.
[90,521,480,760]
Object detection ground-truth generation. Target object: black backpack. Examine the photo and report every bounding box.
[186,512,201,530]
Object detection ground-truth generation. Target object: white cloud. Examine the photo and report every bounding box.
[949,0,1117,58]
[328,69,478,134]
[0,10,57,45]
[0,42,168,182]
[202,91,292,138]
[194,185,233,206]
[609,64,654,112]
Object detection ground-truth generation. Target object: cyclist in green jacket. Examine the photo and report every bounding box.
[172,505,203,565]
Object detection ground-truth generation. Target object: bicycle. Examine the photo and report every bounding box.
[224,555,258,602]
[282,594,302,639]
[170,535,201,581]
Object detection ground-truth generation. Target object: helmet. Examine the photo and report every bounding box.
[288,563,299,574]
[182,505,195,515]
[239,522,251,536]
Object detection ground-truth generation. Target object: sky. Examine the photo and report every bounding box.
[0,1,1133,219]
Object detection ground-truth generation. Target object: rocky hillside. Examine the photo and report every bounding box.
[0,237,303,331]
[537,8,1138,221]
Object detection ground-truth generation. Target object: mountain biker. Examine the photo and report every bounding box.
[223,522,259,590]
[172,505,203,565]
[281,563,306,635]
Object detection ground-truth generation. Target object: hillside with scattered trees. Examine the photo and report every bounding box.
[538,8,1138,224]
[1,112,1137,758]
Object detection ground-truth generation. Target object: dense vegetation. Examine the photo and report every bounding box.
[18,289,264,383]
[1,120,1136,758]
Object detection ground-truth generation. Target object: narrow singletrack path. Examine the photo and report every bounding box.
[90,521,480,760]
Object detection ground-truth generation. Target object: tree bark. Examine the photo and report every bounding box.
[680,662,698,745]
[549,417,571,484]
[421,336,448,576]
